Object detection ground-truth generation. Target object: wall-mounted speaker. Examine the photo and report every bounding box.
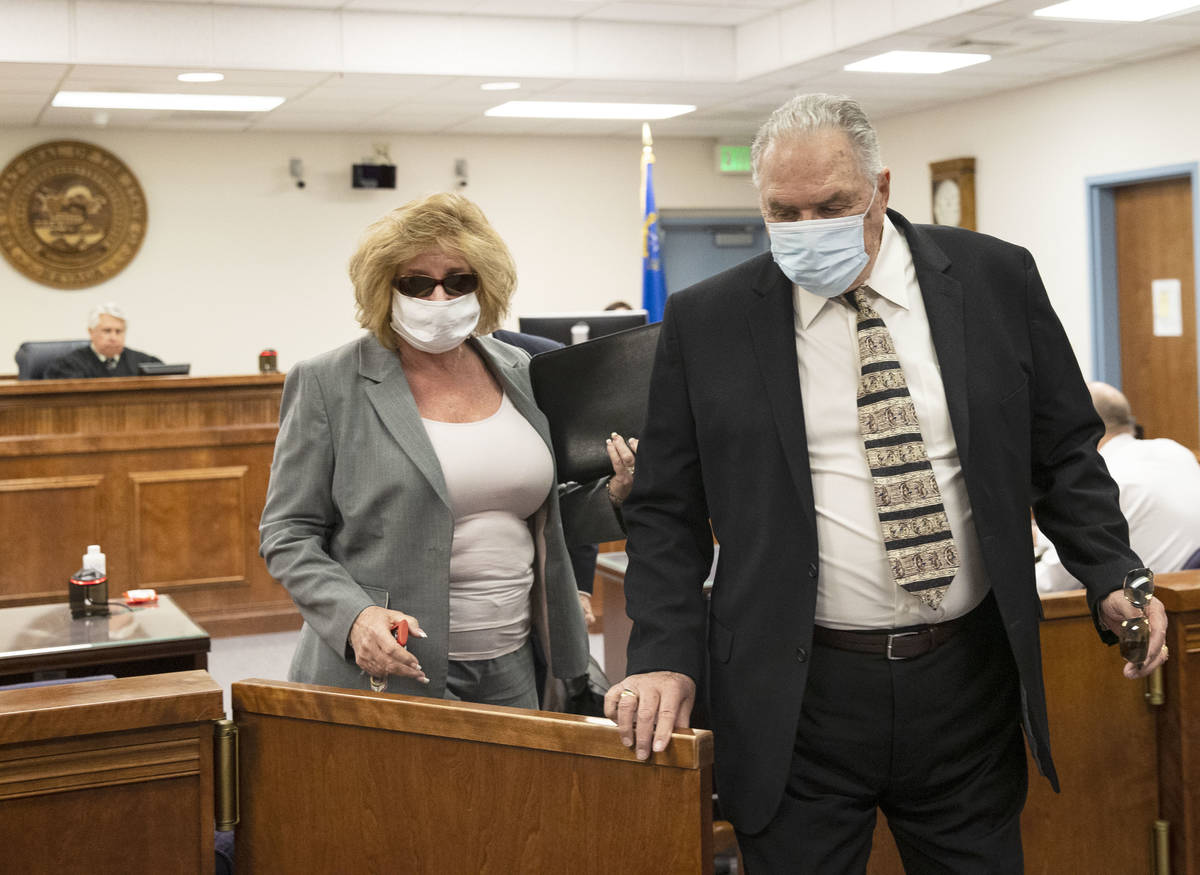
[352,164,396,189]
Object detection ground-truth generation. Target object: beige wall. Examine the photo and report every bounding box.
[0,130,756,374]
[3,45,1199,376]
[876,47,1200,373]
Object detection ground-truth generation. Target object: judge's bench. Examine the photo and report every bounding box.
[0,374,298,636]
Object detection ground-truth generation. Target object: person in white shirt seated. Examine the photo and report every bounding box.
[1036,381,1200,592]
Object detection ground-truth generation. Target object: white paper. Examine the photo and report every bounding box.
[1152,278,1183,337]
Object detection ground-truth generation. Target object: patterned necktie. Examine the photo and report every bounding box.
[845,286,958,610]
[104,357,118,373]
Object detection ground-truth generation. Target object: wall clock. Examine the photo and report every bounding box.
[929,157,975,231]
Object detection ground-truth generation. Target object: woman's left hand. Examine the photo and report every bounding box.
[606,433,639,505]
[577,591,596,626]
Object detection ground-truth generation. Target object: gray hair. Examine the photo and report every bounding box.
[751,93,883,187]
[88,302,126,329]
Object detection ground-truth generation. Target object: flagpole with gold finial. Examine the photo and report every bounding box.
[640,122,653,209]
[640,122,667,322]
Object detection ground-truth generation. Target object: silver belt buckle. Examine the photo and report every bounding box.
[886,630,924,660]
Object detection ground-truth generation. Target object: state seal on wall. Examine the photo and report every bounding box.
[0,140,148,289]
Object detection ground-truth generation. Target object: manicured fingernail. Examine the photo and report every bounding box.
[637,749,649,761]
[611,432,620,438]
[418,676,430,684]
[414,629,427,638]
[653,740,666,752]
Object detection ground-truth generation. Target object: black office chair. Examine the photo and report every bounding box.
[1182,546,1200,571]
[14,339,89,380]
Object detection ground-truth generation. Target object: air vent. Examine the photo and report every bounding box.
[166,111,256,122]
[940,39,1016,54]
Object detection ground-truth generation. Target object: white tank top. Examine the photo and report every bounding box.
[421,392,554,660]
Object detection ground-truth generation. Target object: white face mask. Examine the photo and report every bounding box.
[766,184,878,298]
[390,291,481,354]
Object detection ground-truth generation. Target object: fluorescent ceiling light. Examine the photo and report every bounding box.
[845,50,991,74]
[1034,0,1200,21]
[480,81,521,91]
[177,72,225,83]
[52,91,285,112]
[486,101,694,120]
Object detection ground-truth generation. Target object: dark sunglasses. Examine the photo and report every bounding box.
[391,273,479,298]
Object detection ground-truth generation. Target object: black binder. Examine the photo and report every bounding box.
[529,322,661,485]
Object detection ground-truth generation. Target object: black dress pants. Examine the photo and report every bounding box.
[736,595,1027,874]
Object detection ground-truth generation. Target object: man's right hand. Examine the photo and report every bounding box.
[349,605,428,684]
[603,671,696,761]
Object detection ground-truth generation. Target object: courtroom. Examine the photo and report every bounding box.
[2,1,1200,872]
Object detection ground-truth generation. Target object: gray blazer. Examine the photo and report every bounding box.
[259,333,590,697]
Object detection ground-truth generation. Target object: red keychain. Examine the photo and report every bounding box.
[391,618,409,647]
[370,619,410,693]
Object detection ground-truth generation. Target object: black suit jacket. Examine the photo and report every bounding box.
[43,345,162,379]
[621,210,1140,832]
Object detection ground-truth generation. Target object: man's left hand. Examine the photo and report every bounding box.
[1099,589,1169,679]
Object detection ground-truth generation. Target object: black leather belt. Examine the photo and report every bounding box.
[812,614,968,661]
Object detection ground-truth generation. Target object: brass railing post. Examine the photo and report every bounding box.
[215,718,240,831]
[1145,665,1165,706]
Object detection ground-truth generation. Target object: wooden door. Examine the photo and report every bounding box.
[1114,176,1198,449]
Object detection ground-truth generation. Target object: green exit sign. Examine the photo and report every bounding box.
[718,144,752,174]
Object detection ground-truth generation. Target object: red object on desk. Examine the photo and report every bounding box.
[123,589,159,605]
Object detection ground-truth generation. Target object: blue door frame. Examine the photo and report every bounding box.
[1086,162,1200,388]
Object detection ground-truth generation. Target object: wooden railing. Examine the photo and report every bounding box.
[233,677,716,873]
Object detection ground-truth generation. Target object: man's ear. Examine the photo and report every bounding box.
[877,168,892,213]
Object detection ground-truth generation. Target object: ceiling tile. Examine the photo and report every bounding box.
[73,1,216,67]
[0,62,69,87]
[345,0,482,12]
[582,3,763,26]
[1,1,1197,138]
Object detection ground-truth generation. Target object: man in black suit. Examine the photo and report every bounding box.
[605,93,1168,872]
[44,302,161,378]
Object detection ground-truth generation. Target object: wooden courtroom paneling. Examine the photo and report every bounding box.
[234,678,715,874]
[1020,590,1158,875]
[0,474,104,601]
[0,375,300,636]
[1156,571,1200,874]
[0,670,224,875]
[131,466,247,590]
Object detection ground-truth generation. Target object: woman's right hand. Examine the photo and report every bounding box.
[349,605,429,684]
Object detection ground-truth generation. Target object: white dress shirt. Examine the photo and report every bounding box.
[1036,433,1200,592]
[794,216,989,629]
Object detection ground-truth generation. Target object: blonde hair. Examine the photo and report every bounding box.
[350,192,517,347]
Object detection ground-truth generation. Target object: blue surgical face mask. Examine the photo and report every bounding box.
[766,184,878,298]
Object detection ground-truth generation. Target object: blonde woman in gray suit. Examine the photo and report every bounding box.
[260,193,635,708]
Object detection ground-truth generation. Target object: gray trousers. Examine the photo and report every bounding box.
[444,638,539,709]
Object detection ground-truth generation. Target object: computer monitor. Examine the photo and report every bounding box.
[138,362,191,376]
[517,310,648,346]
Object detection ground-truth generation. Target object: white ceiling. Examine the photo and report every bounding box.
[2,0,1200,137]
